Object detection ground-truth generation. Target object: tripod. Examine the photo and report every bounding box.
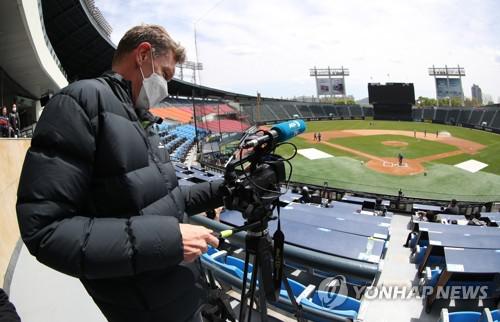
[238,216,305,322]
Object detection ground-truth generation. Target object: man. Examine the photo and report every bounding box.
[0,106,10,137]
[9,104,21,137]
[17,25,221,322]
[299,186,312,203]
[398,152,404,166]
[317,131,321,142]
[444,199,459,214]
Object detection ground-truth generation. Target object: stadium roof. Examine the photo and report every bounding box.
[41,0,115,81]
[0,0,66,98]
[168,78,255,100]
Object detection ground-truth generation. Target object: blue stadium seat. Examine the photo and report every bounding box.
[491,309,499,322]
[201,247,252,280]
[303,290,360,320]
[408,232,418,248]
[411,245,442,265]
[421,266,442,287]
[439,308,494,322]
[202,247,361,320]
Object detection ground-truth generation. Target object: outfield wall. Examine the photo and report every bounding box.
[0,139,30,288]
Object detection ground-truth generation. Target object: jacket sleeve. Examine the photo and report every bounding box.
[16,91,183,280]
[0,288,21,322]
[181,180,224,216]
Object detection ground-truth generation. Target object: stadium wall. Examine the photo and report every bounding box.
[0,139,30,289]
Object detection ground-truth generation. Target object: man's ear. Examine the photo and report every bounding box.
[135,42,152,66]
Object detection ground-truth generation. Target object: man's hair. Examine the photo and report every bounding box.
[112,24,186,65]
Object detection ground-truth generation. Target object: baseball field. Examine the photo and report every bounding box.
[276,120,500,202]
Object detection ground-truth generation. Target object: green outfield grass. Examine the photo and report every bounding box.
[329,135,458,159]
[275,120,500,201]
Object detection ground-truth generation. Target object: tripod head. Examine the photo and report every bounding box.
[223,152,285,227]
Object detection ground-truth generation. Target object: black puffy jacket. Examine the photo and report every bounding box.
[16,72,223,322]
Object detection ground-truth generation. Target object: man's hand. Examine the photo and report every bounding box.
[179,224,219,263]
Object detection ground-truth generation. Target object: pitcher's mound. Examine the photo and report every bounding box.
[381,141,408,147]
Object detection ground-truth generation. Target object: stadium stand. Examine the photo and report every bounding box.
[458,108,472,124]
[469,109,484,126]
[237,100,500,134]
[267,102,291,120]
[297,104,313,118]
[413,108,424,121]
[407,215,500,313]
[156,124,208,162]
[151,107,193,123]
[491,112,500,130]
[337,106,351,119]
[446,109,460,124]
[324,104,339,118]
[350,105,363,118]
[307,104,323,118]
[482,109,497,127]
[199,120,250,133]
[423,107,435,120]
[201,245,362,321]
[434,108,448,123]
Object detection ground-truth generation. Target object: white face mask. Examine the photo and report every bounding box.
[136,50,169,109]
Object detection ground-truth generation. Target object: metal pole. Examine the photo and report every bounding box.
[192,88,200,154]
[433,65,438,104]
[445,65,451,107]
[458,64,464,106]
[193,25,200,85]
[256,93,261,122]
[328,66,333,100]
[217,101,222,141]
[314,66,319,101]
[342,66,347,104]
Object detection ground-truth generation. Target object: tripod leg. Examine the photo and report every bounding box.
[282,276,306,322]
[239,251,251,322]
[257,269,268,322]
[246,256,259,322]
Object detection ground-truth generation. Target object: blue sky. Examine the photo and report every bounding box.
[95,0,500,102]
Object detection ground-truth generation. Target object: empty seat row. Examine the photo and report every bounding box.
[438,308,498,322]
[201,246,361,321]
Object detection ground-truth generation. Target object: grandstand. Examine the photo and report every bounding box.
[1,1,500,322]
[241,100,500,134]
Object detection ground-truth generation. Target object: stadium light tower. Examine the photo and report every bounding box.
[310,66,349,102]
[177,61,203,83]
[428,65,466,106]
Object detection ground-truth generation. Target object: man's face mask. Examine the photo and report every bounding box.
[136,49,169,109]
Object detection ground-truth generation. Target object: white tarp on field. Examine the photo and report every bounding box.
[454,159,488,173]
[297,148,333,160]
